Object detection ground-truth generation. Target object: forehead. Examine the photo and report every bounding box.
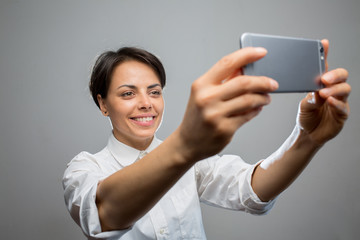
[110,60,161,87]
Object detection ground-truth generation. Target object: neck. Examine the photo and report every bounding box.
[113,131,154,151]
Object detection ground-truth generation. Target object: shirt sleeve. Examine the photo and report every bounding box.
[62,151,129,239]
[195,155,276,215]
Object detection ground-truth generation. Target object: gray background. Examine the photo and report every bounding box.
[1,0,359,239]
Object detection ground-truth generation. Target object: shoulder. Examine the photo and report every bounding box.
[69,148,108,166]
[62,147,113,188]
[64,147,113,176]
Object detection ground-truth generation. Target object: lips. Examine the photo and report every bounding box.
[132,116,155,122]
[130,115,156,126]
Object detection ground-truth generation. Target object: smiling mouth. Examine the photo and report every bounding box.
[131,116,155,122]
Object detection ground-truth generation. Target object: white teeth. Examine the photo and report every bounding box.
[134,117,153,122]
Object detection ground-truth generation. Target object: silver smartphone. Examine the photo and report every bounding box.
[240,33,325,93]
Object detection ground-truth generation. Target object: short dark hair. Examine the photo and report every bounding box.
[89,47,166,108]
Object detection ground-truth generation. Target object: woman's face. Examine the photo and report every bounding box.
[98,60,164,150]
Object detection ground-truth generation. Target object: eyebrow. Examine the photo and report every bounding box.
[117,83,161,90]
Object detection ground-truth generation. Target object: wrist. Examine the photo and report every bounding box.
[296,129,324,152]
[162,128,200,168]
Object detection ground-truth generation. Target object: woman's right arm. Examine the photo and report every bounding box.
[96,131,194,231]
[96,47,278,231]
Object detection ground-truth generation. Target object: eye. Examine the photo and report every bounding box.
[149,90,162,96]
[120,91,135,97]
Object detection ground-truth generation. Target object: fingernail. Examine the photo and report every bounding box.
[320,88,330,97]
[255,47,267,54]
[322,73,332,84]
[271,80,279,89]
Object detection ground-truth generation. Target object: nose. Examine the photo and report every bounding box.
[138,93,152,110]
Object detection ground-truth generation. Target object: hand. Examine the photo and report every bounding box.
[177,47,278,161]
[299,39,351,145]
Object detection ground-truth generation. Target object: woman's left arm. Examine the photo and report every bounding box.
[251,39,351,202]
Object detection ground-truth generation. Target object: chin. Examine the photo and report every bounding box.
[137,132,156,140]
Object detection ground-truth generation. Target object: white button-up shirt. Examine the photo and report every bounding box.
[63,133,276,239]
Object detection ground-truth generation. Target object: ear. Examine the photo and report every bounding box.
[97,94,109,116]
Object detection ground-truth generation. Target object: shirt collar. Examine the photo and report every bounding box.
[107,132,162,167]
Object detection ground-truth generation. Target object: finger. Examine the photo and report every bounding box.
[301,92,325,110]
[327,96,350,116]
[321,68,349,86]
[221,93,271,117]
[227,106,263,128]
[321,39,329,72]
[321,39,329,60]
[319,82,351,101]
[219,75,278,101]
[225,68,242,82]
[203,47,268,84]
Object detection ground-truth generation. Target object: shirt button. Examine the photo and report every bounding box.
[139,151,147,159]
[159,228,165,235]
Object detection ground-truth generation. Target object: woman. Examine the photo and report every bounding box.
[63,44,350,239]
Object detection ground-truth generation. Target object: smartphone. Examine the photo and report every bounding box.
[240,33,325,93]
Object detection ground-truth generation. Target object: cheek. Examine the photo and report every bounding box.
[109,100,136,118]
[155,99,165,114]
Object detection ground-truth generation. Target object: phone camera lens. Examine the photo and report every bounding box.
[320,47,324,53]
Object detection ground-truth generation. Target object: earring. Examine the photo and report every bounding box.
[104,111,107,115]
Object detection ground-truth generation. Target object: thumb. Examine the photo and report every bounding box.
[301,92,324,111]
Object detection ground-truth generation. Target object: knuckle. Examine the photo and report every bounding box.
[194,92,211,109]
[242,94,258,108]
[191,79,202,92]
[192,88,218,109]
[218,55,235,70]
[241,93,269,108]
[203,107,221,124]
[240,94,252,105]
[239,76,274,92]
[239,77,251,89]
[258,76,273,90]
